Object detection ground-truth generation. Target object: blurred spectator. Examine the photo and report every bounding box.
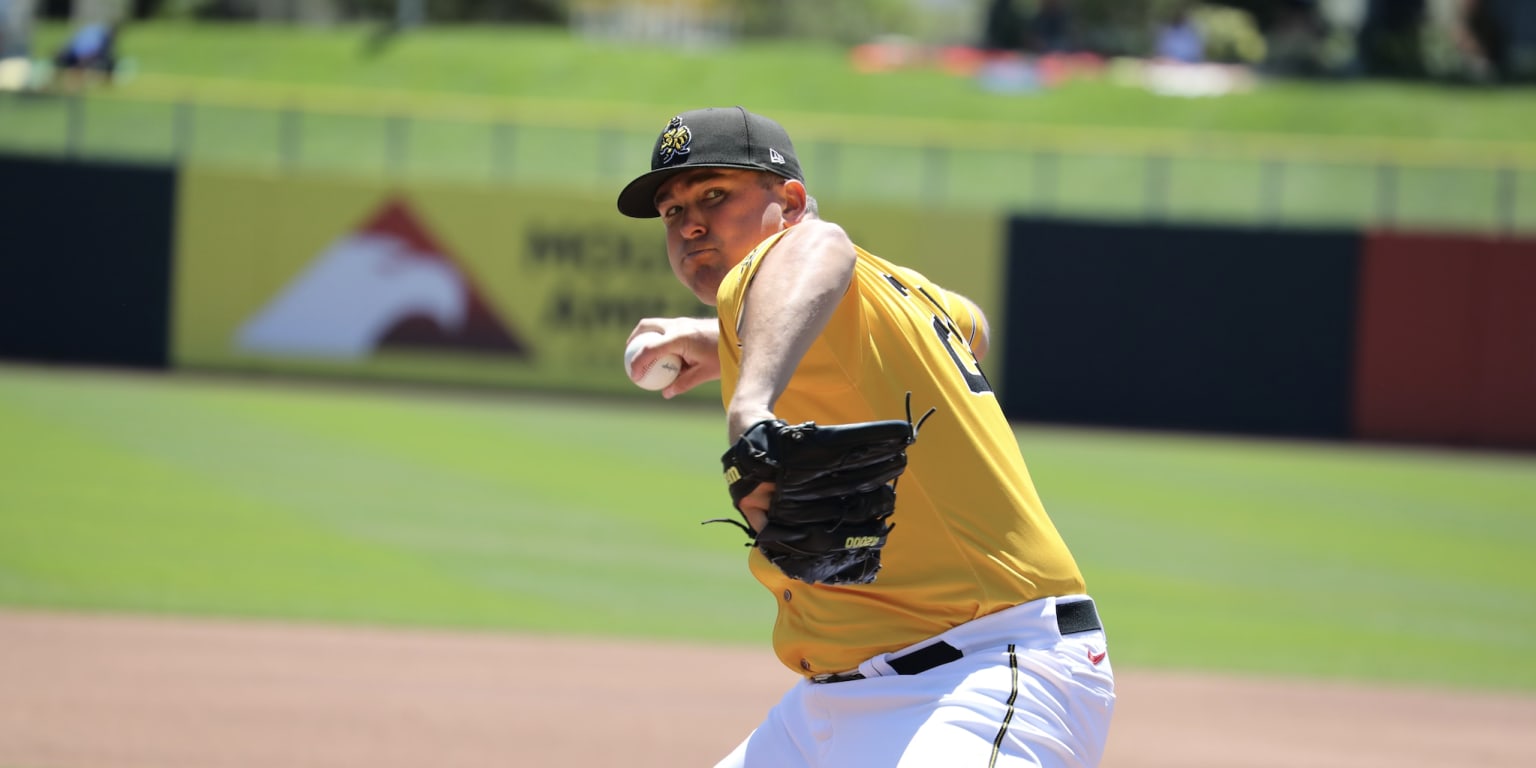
[1356,0,1427,77]
[1264,0,1330,76]
[1028,0,1073,53]
[1453,0,1506,81]
[53,21,119,89]
[982,0,1026,51]
[1440,0,1536,83]
[982,0,1074,54]
[1156,3,1205,63]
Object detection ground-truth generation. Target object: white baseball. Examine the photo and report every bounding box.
[624,334,682,391]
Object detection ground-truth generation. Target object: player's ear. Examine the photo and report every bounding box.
[780,179,810,224]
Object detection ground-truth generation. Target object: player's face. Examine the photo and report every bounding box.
[654,169,788,306]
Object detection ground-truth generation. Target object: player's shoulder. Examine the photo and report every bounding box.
[741,228,794,271]
[779,219,856,260]
[717,228,794,319]
[863,257,936,292]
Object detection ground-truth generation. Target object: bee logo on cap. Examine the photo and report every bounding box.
[657,116,693,166]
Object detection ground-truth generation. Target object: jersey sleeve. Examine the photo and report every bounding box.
[891,266,986,356]
[717,229,793,344]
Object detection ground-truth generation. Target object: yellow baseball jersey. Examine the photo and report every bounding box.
[717,229,1086,677]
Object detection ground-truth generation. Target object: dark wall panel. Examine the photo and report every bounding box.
[1001,219,1361,438]
[0,154,175,368]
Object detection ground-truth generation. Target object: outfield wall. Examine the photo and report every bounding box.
[999,219,1360,439]
[3,154,1532,449]
[998,218,1536,449]
[0,155,175,368]
[1354,232,1536,446]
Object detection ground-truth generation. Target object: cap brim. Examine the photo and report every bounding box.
[616,166,687,219]
[616,162,794,219]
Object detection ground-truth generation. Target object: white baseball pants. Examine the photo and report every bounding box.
[715,595,1115,767]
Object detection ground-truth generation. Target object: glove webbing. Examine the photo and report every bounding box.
[705,392,936,541]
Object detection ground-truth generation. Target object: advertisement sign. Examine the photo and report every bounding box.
[174,168,706,395]
[173,168,1005,398]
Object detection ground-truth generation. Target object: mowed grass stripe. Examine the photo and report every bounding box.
[0,367,771,639]
[1024,428,1536,688]
[0,393,527,625]
[1,364,1533,691]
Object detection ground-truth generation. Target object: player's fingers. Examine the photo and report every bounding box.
[660,335,723,398]
[737,483,774,532]
[629,340,686,375]
[626,317,677,345]
[626,324,679,374]
[662,363,708,399]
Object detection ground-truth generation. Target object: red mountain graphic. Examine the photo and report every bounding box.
[367,198,527,356]
[237,196,529,360]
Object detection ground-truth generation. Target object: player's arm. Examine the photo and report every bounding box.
[625,317,721,399]
[726,218,857,444]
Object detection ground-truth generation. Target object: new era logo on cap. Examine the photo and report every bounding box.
[616,106,805,218]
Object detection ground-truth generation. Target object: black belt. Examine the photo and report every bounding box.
[811,599,1102,684]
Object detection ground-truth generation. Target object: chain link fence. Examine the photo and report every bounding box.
[2,87,1532,234]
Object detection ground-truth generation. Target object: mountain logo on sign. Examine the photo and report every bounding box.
[237,197,527,360]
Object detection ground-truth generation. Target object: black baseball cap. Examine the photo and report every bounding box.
[617,106,804,219]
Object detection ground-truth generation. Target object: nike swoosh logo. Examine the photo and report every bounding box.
[1088,650,1107,665]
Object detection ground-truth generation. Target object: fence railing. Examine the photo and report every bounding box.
[3,86,1532,235]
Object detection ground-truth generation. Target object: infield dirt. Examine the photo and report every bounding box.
[2,610,1532,767]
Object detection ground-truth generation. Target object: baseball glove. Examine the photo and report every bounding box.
[712,400,933,585]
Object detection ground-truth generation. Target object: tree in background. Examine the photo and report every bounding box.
[145,0,562,22]
[25,0,1524,84]
[735,0,920,45]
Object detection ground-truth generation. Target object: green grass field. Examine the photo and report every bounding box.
[3,21,1535,231]
[2,363,1533,693]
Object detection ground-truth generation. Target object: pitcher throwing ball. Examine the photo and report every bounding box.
[619,106,1115,767]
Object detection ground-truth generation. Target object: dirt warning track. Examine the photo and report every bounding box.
[2,610,1532,768]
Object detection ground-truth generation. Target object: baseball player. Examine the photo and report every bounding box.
[621,107,1114,767]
